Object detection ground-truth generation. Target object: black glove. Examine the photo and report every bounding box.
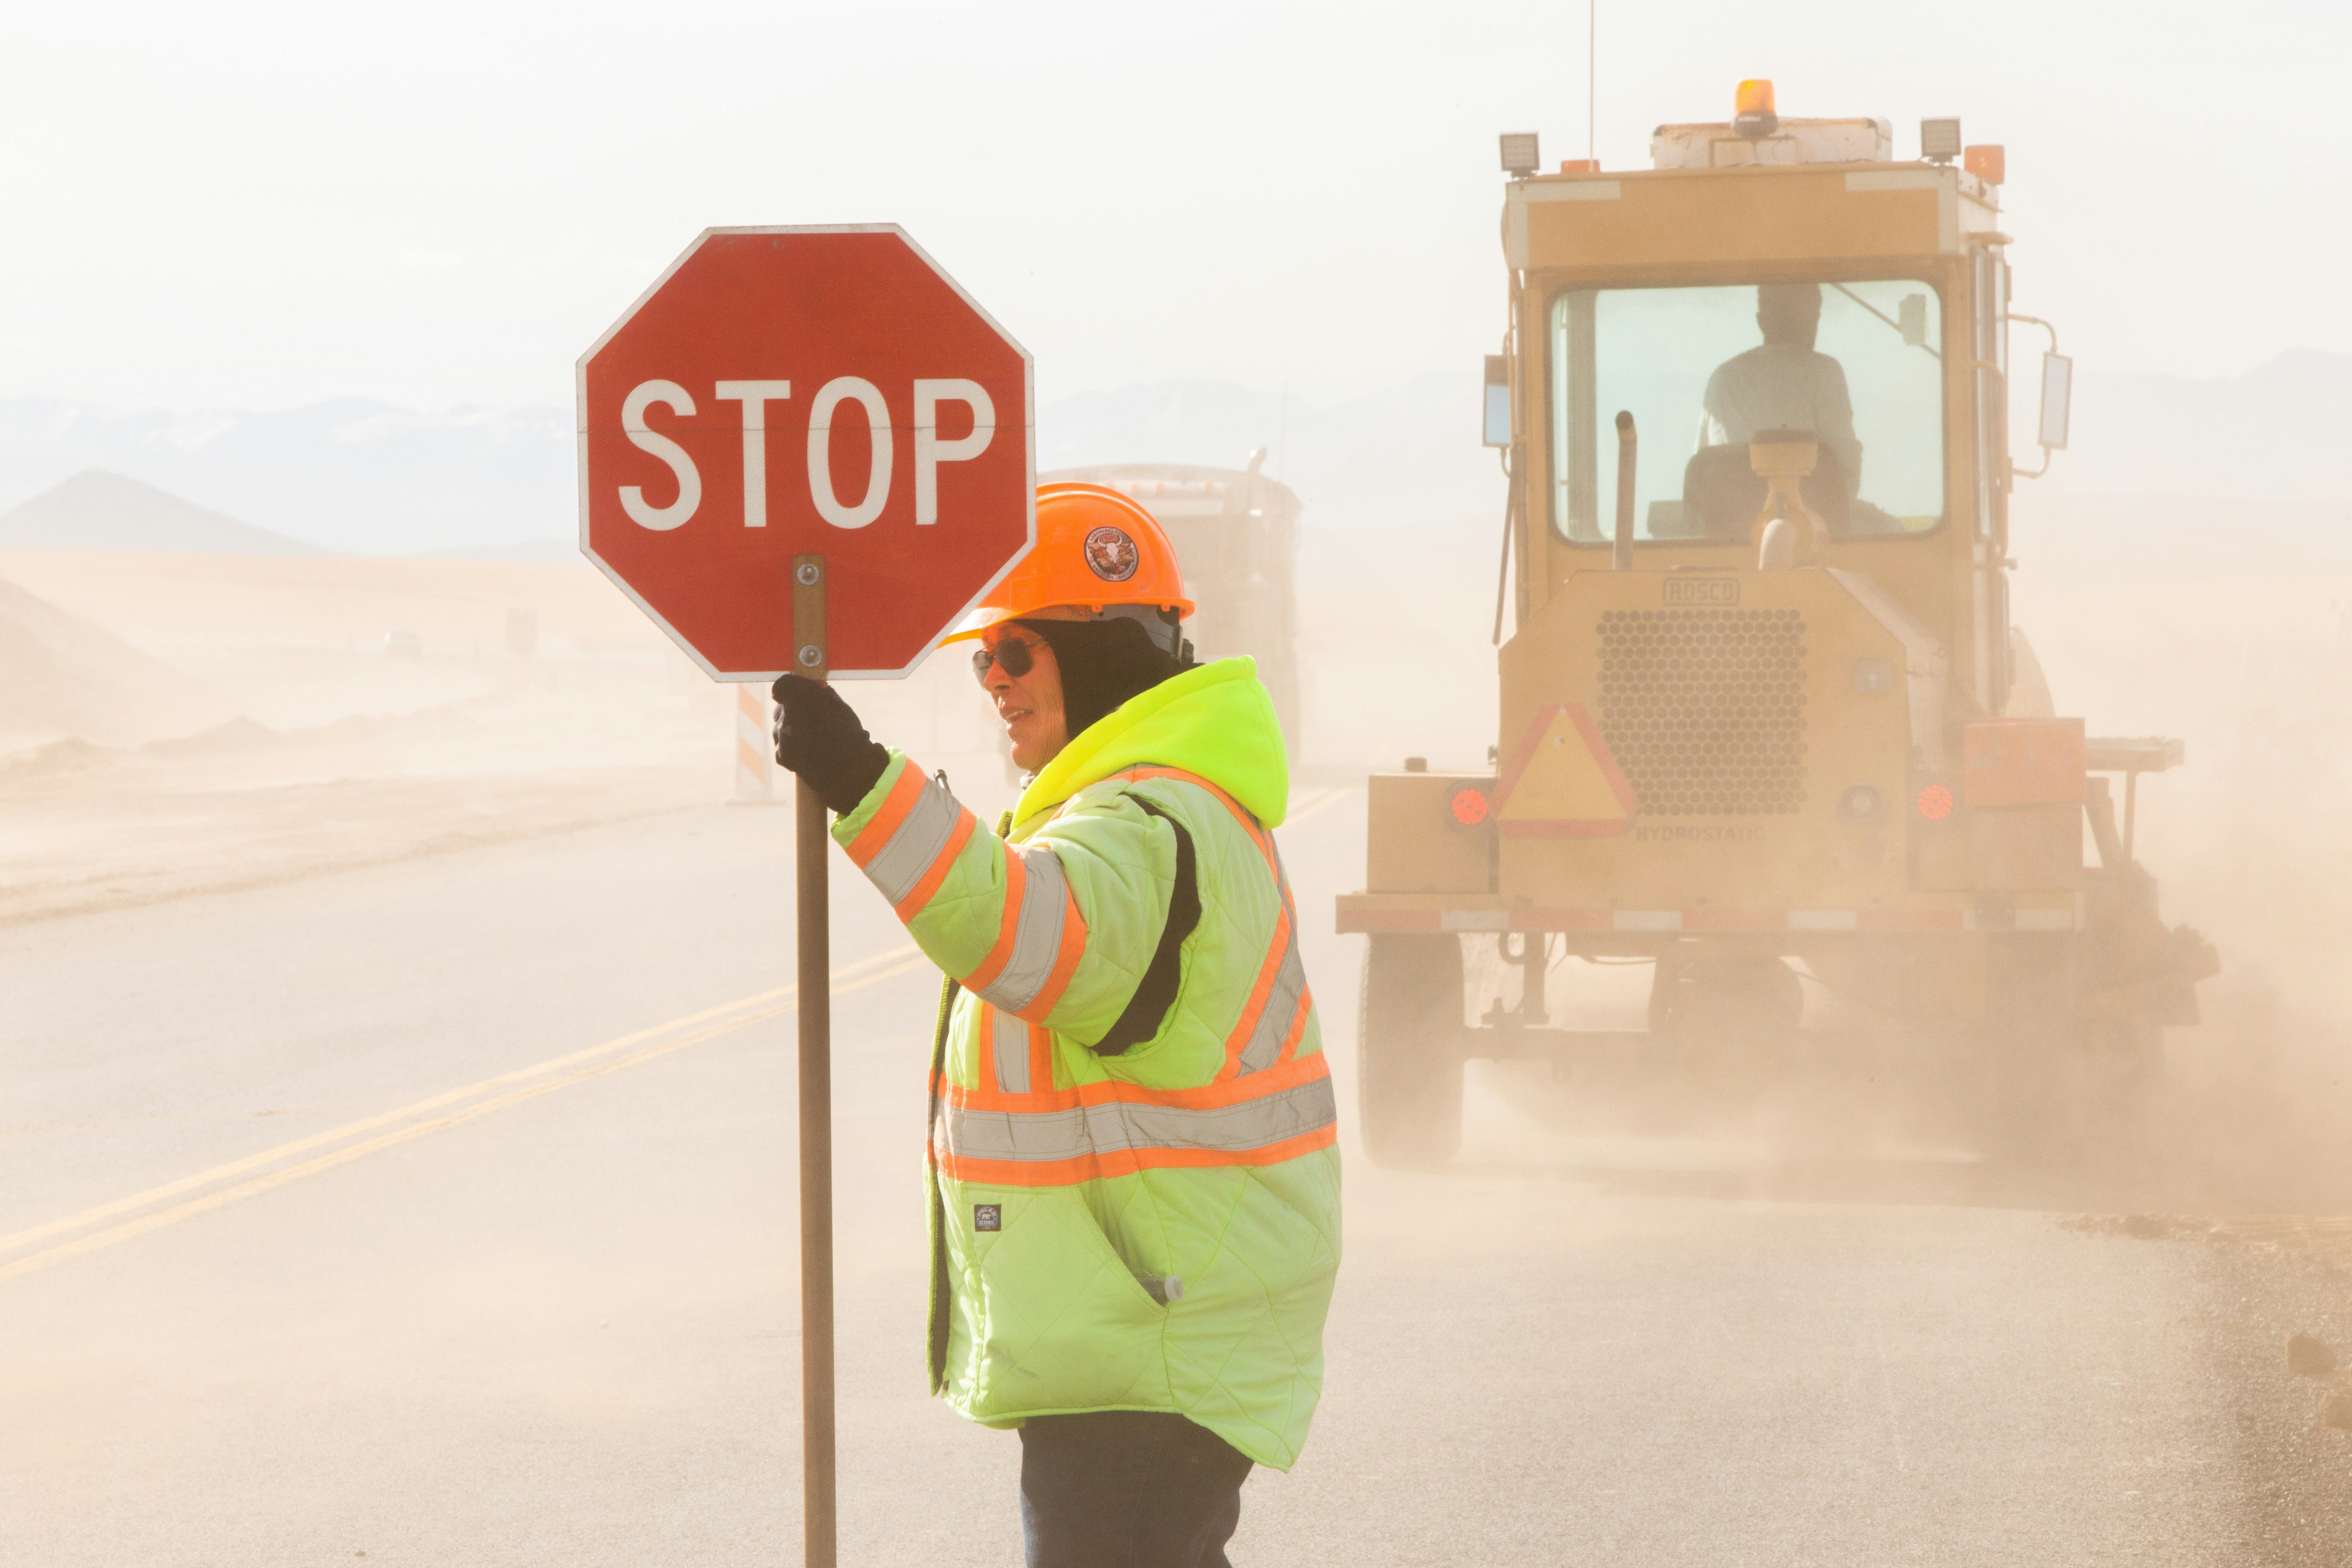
[770,674,891,814]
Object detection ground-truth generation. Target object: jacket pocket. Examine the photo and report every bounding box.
[949,1182,1171,1419]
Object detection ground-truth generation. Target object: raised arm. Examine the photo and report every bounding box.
[834,754,1179,1046]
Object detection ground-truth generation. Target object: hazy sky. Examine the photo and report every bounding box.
[4,0,2343,416]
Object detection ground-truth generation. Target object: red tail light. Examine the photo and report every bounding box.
[1448,785,1491,827]
[1916,783,1954,821]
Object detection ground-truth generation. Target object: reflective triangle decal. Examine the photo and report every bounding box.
[1493,702,1637,838]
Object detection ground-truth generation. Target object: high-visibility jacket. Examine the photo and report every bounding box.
[830,657,1341,1470]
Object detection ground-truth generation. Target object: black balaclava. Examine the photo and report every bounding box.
[1016,616,1195,742]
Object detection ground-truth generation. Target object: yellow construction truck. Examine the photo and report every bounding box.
[1338,83,2217,1165]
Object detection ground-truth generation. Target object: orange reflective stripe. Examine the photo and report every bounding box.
[1108,765,1309,1078]
[942,1048,1329,1117]
[960,845,1029,995]
[894,810,975,923]
[968,1004,1054,1097]
[1219,903,1293,1077]
[926,763,1331,1189]
[1104,764,1314,1075]
[969,844,1084,1019]
[933,1124,1336,1187]
[1114,766,1273,861]
[974,1002,1002,1091]
[1029,1019,1056,1094]
[1008,888,1087,1023]
[931,1055,1336,1185]
[845,763,928,866]
[846,761,979,920]
[1272,989,1311,1067]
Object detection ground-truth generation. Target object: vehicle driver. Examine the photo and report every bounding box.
[1696,280,1864,498]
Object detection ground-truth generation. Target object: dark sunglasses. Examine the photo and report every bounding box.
[971,633,1046,682]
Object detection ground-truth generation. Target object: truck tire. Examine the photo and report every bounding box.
[1357,934,1466,1168]
[1972,935,2159,1162]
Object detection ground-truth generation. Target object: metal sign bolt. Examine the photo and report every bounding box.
[795,562,822,587]
[798,644,824,668]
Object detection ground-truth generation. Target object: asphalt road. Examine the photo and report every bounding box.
[4,789,2348,1565]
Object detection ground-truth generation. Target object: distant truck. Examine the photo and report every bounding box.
[1042,455,1303,757]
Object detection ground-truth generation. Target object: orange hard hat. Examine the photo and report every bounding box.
[944,482,1194,644]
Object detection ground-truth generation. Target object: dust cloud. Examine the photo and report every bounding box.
[0,547,1028,928]
[7,482,2352,1562]
[14,461,2322,1231]
[1285,500,2352,1238]
[9,497,2349,1222]
[2015,558,2352,1219]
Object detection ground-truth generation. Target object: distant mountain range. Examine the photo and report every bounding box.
[0,397,565,557]
[0,378,1498,556]
[0,351,2343,558]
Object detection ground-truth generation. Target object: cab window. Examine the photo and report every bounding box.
[1549,279,1946,544]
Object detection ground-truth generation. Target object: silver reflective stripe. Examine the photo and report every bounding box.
[861,775,966,907]
[973,842,1072,1015]
[940,1074,1336,1165]
[991,1006,1031,1094]
[1233,936,1308,1077]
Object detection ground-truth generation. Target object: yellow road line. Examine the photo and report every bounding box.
[0,941,919,1259]
[0,947,927,1284]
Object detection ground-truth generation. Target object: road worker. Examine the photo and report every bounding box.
[769,481,1340,1568]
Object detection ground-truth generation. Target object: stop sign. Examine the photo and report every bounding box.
[577,225,1034,678]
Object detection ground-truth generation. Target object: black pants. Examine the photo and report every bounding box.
[1019,1411,1253,1568]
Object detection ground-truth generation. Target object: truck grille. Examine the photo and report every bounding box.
[1596,608,1808,817]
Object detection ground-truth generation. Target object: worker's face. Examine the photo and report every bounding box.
[979,626,1070,772]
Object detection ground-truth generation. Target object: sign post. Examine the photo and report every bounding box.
[790,552,833,1559]
[578,227,1033,1567]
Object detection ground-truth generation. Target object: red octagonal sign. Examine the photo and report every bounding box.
[578,225,1034,679]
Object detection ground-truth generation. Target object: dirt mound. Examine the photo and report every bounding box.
[137,715,282,759]
[0,575,232,749]
[0,735,118,782]
[0,472,325,556]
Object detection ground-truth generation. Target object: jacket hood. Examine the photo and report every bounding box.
[1014,656,1289,830]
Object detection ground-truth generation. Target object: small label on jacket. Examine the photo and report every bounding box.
[973,1204,1001,1232]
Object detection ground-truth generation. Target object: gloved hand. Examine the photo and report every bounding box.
[770,674,891,814]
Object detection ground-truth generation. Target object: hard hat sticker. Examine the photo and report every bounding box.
[1083,526,1140,583]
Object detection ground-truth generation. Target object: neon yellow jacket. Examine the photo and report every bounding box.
[831,657,1341,1470]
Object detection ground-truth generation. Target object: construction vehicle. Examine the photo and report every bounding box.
[1042,456,1304,756]
[1338,83,2218,1166]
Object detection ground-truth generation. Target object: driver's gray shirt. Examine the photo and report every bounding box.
[1696,345,1862,496]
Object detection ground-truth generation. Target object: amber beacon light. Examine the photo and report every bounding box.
[1733,79,1778,137]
